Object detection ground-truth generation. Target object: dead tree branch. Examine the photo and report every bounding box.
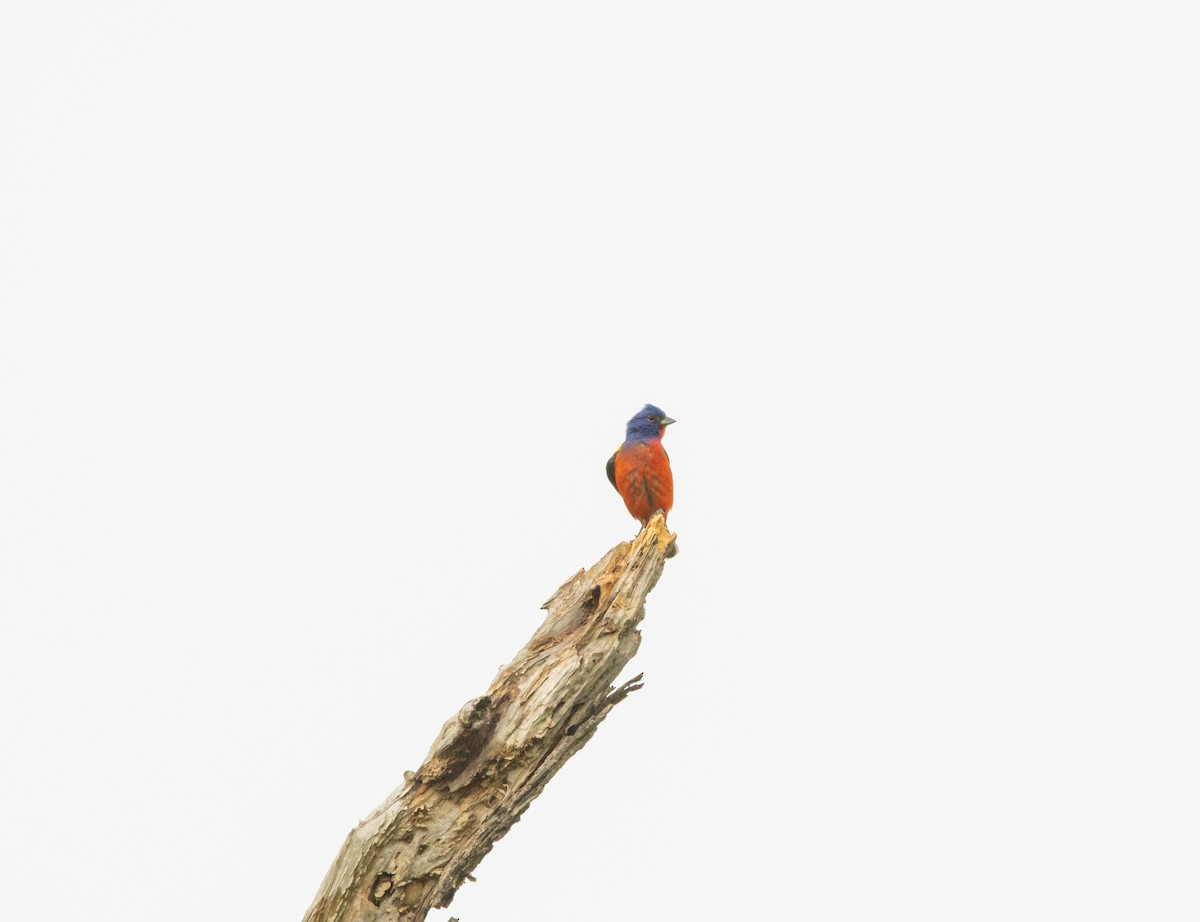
[302,514,677,922]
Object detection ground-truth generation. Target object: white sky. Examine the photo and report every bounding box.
[2,3,1198,920]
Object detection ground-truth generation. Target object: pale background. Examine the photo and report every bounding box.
[2,3,1198,920]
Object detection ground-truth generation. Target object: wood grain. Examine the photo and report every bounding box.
[302,514,676,922]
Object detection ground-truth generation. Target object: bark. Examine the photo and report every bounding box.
[302,514,677,922]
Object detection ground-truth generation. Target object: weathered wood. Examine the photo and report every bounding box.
[302,514,676,922]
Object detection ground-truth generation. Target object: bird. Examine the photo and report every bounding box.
[607,404,677,555]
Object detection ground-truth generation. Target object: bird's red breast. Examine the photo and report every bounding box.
[613,439,673,526]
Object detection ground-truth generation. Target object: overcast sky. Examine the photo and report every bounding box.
[2,3,1198,920]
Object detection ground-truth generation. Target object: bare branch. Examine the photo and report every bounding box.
[302,515,676,922]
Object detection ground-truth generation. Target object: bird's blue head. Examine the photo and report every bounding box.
[624,404,676,443]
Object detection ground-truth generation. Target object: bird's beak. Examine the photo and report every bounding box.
[661,417,676,426]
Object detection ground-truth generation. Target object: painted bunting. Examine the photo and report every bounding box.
[607,405,676,554]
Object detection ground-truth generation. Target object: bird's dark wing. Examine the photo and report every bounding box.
[606,450,619,491]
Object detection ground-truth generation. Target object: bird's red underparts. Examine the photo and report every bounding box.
[613,439,674,526]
